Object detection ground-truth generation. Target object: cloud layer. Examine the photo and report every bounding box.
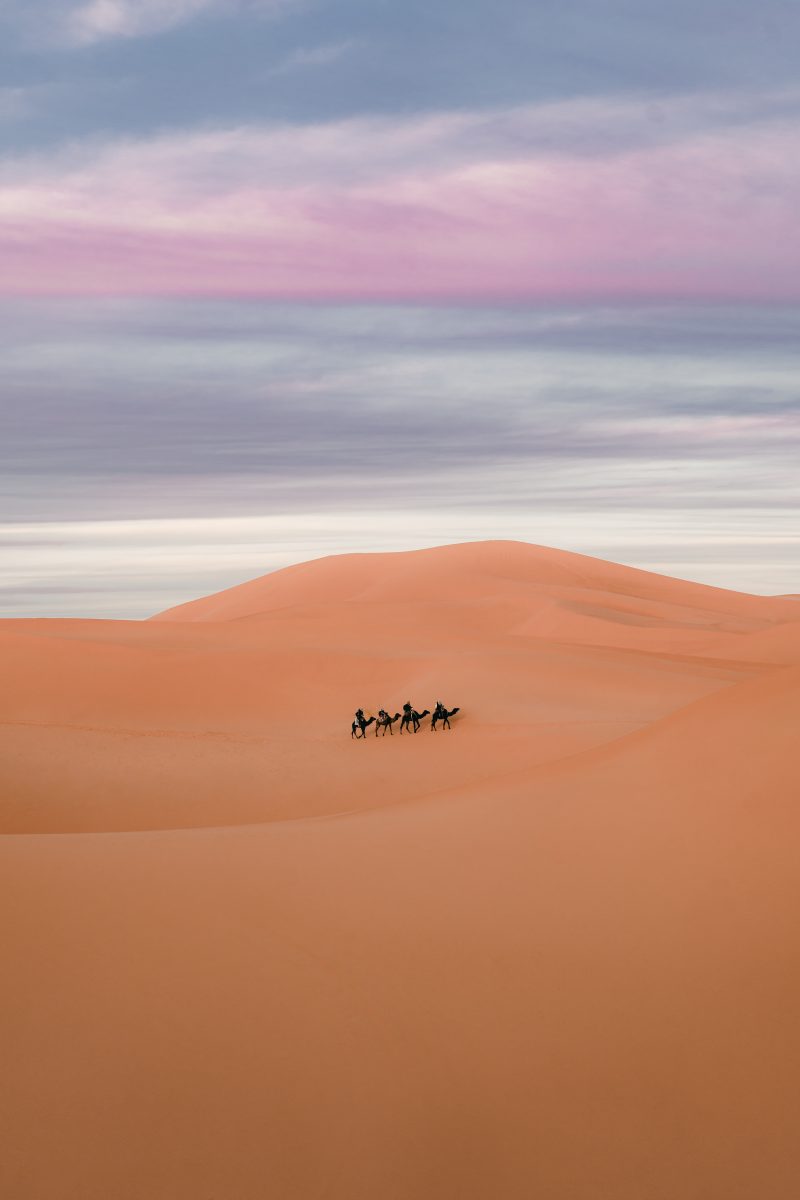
[2,300,798,615]
[1,0,286,48]
[2,92,800,301]
[1,2,797,613]
[65,0,218,45]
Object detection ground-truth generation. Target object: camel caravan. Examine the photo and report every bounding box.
[351,700,460,738]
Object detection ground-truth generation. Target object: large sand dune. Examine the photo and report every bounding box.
[2,540,799,1198]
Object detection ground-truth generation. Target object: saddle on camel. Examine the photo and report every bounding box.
[431,700,460,730]
[399,702,430,734]
[351,708,375,738]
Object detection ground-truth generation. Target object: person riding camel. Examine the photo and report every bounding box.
[400,700,428,734]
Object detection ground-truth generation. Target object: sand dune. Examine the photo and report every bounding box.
[2,540,799,1198]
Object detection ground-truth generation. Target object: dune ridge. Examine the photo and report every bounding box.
[2,540,800,1199]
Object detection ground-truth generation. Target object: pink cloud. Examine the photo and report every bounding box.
[1,97,798,300]
[12,0,291,49]
[66,0,217,44]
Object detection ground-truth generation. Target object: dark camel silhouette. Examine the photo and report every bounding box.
[375,711,402,736]
[400,708,430,734]
[351,714,375,739]
[431,706,460,731]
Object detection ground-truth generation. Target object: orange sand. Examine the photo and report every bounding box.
[2,540,799,1198]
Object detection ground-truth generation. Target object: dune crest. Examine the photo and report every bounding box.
[3,540,797,834]
[2,540,800,1199]
[154,538,799,623]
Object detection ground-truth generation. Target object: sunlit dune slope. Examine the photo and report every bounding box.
[455,657,800,810]
[2,541,797,833]
[155,538,799,625]
[3,540,800,1200]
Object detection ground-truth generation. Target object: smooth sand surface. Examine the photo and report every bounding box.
[2,540,800,1198]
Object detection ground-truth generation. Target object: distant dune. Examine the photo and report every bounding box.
[2,541,799,1199]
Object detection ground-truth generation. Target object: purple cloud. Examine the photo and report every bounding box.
[1,93,798,301]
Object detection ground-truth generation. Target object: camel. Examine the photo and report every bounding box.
[431,706,460,731]
[400,708,430,734]
[375,711,402,736]
[351,714,375,739]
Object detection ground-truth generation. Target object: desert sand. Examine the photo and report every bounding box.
[2,539,800,1199]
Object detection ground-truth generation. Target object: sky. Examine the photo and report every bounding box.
[1,0,798,616]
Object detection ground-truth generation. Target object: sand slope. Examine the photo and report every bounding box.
[2,540,799,1198]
